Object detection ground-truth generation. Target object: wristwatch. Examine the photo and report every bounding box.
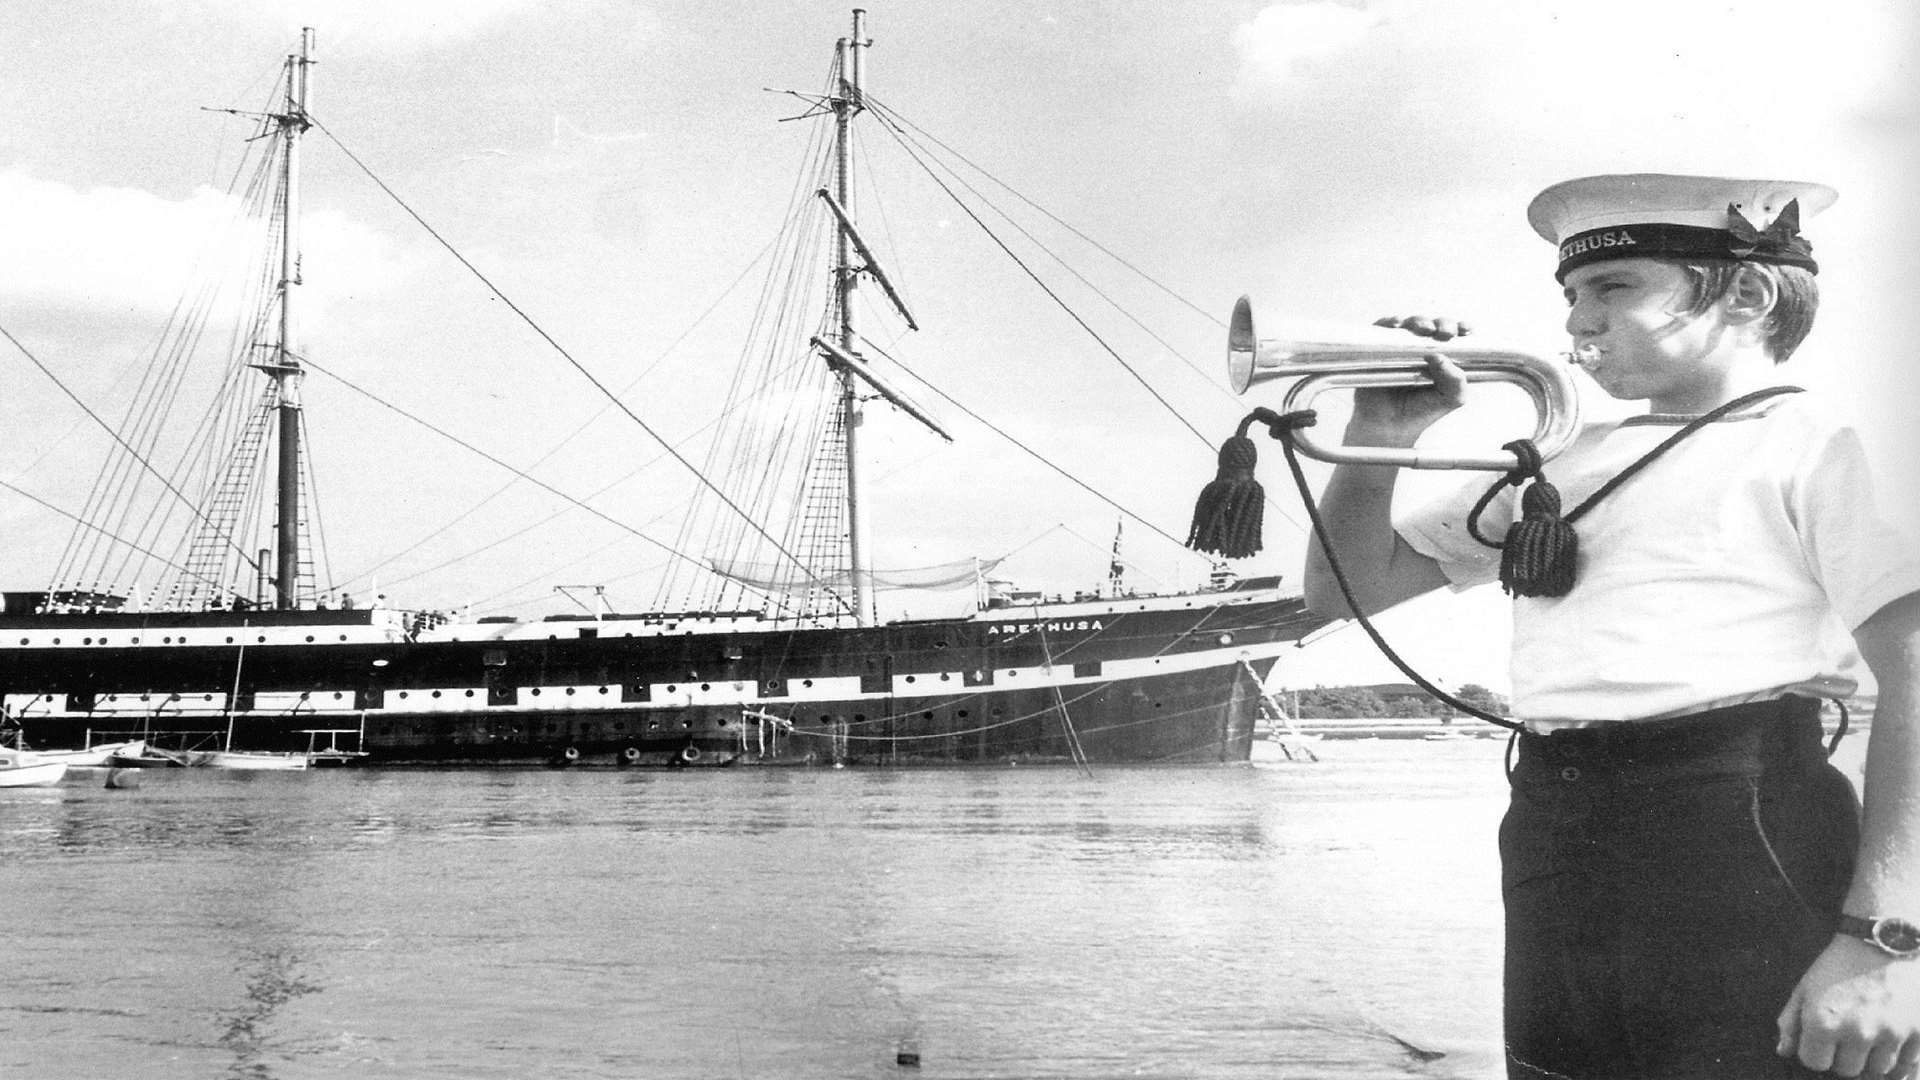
[1837,914,1920,958]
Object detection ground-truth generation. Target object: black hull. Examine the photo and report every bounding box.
[1,592,1324,767]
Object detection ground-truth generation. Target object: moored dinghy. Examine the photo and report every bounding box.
[0,748,67,787]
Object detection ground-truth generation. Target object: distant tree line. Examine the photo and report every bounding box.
[1287,683,1509,719]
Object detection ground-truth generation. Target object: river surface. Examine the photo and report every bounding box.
[0,735,1870,1079]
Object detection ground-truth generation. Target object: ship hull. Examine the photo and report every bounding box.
[1,591,1323,767]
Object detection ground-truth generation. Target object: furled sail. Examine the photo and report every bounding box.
[706,556,1003,596]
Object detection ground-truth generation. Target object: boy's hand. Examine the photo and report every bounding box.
[1344,316,1471,448]
[1777,936,1920,1078]
[1373,314,1474,342]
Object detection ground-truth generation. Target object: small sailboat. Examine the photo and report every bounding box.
[0,741,66,787]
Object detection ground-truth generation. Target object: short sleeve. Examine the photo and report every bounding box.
[1791,424,1920,629]
[1398,476,1509,590]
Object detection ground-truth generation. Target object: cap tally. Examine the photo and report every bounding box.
[1526,173,1837,281]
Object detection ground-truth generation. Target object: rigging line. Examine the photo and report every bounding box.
[0,319,263,577]
[364,348,825,604]
[297,408,335,598]
[342,234,782,589]
[864,94,1220,326]
[294,354,714,577]
[855,336,1193,553]
[869,100,1222,389]
[865,100,1308,538]
[0,477,225,594]
[309,117,824,595]
[71,144,283,593]
[1032,610,1094,777]
[869,117,1275,493]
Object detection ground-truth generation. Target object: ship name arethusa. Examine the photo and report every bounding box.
[987,619,1106,636]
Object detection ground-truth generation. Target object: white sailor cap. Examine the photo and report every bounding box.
[1526,173,1837,282]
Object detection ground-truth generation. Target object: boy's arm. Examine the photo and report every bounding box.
[1301,343,1466,618]
[1777,590,1920,1078]
[1301,465,1451,617]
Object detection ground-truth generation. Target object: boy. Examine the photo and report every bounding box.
[1301,174,1920,1078]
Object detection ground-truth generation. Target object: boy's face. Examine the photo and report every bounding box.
[1560,257,1732,409]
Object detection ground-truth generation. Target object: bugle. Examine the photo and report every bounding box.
[1227,296,1580,470]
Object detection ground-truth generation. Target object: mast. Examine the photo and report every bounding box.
[833,9,872,626]
[271,29,315,609]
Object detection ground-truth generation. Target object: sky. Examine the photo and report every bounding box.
[1,0,1914,693]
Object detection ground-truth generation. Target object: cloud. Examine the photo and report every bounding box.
[0,169,400,325]
[1230,2,1380,87]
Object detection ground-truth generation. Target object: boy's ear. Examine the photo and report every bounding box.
[1722,265,1779,326]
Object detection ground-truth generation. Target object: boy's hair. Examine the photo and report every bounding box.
[1680,261,1820,363]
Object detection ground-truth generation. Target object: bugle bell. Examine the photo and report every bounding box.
[1227,295,1580,470]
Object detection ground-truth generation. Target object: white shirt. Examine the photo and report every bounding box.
[1398,393,1920,726]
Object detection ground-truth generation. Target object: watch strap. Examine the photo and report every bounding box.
[1837,913,1920,957]
[1837,914,1877,938]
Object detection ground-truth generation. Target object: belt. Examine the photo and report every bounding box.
[1509,695,1828,787]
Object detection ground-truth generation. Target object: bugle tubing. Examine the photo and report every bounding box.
[1228,296,1580,470]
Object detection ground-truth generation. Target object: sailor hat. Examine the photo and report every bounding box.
[1527,173,1837,282]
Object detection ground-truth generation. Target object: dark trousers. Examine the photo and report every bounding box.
[1501,697,1861,1079]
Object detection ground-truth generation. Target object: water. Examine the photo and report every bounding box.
[3,740,1536,1079]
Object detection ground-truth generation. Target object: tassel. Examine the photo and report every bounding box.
[1498,478,1578,597]
[1187,415,1267,558]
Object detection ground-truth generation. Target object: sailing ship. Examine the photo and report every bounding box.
[0,13,1327,767]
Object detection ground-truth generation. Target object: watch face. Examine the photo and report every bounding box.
[1876,918,1920,955]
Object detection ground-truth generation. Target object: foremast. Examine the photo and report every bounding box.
[266,29,315,610]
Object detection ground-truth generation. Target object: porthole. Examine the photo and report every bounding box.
[565,687,576,696]
[431,690,442,699]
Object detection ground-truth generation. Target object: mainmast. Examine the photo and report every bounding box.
[269,29,314,609]
[832,9,872,626]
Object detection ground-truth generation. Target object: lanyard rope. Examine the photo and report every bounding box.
[1187,387,1803,731]
[1464,385,1802,596]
